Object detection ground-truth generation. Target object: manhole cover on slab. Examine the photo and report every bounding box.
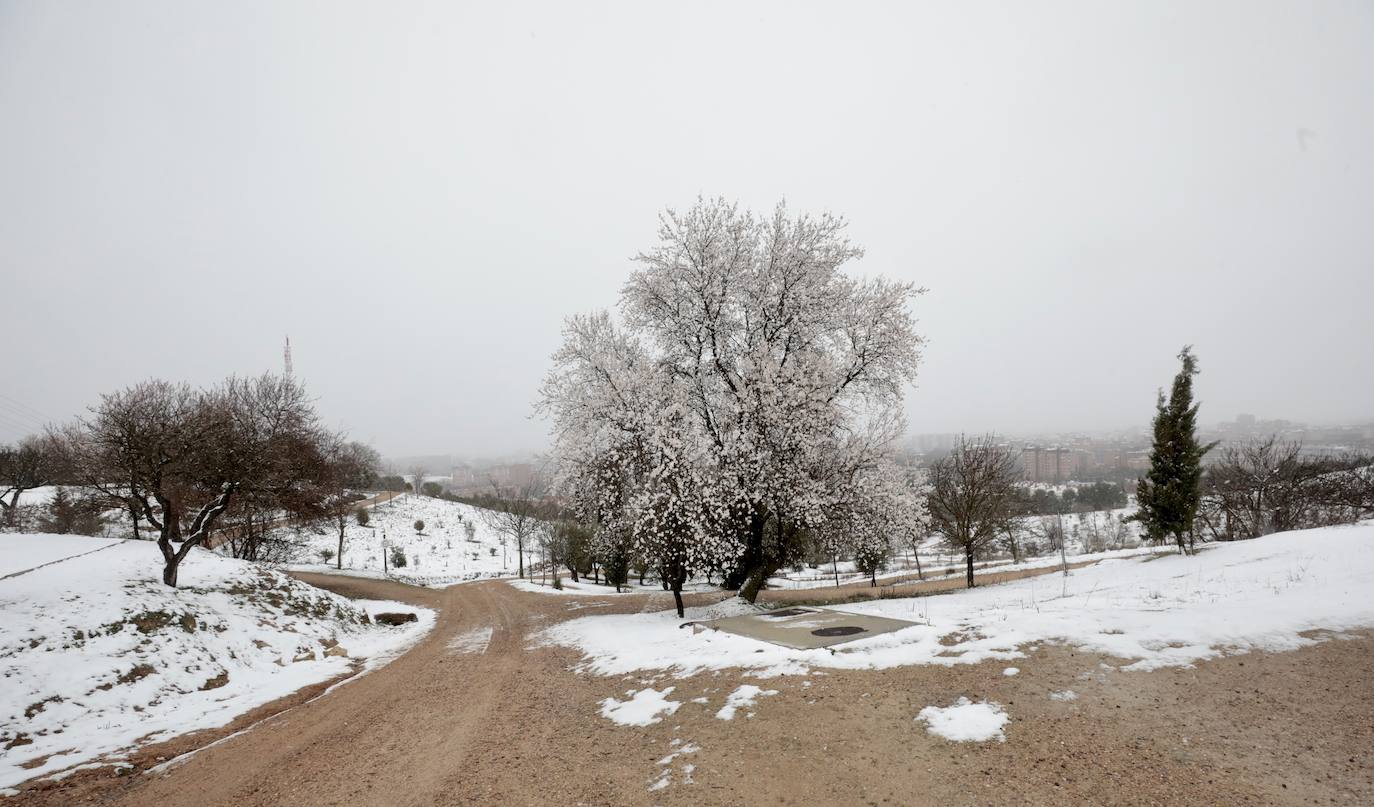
[811,625,867,637]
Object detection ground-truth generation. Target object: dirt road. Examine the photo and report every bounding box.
[11,575,1373,806]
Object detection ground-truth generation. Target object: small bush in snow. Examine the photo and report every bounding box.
[390,546,407,568]
[356,509,370,527]
[320,548,335,564]
[414,519,425,534]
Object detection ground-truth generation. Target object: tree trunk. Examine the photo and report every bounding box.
[517,536,525,578]
[739,559,780,604]
[870,569,877,587]
[723,512,769,591]
[670,567,688,618]
[833,553,840,587]
[128,500,141,541]
[337,520,345,570]
[568,565,579,583]
[965,549,975,588]
[914,548,924,581]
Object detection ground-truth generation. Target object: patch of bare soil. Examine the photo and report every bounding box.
[6,576,1370,806]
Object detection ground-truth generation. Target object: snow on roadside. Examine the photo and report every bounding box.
[536,524,1374,678]
[509,578,719,597]
[917,698,1008,742]
[714,685,777,720]
[510,579,631,597]
[599,687,680,726]
[0,533,433,790]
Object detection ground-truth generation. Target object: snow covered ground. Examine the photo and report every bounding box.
[536,523,1374,678]
[0,532,124,577]
[283,494,533,587]
[510,577,718,597]
[0,533,433,790]
[1,486,59,509]
[770,507,1142,590]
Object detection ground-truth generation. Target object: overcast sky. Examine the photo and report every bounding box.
[2,1,1371,458]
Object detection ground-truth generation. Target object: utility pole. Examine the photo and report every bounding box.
[1057,500,1069,577]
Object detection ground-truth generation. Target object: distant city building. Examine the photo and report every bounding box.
[1020,446,1082,483]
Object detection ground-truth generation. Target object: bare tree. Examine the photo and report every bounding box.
[0,436,58,528]
[477,474,546,579]
[59,375,337,587]
[408,465,428,496]
[1198,439,1374,541]
[322,441,381,570]
[927,435,1020,588]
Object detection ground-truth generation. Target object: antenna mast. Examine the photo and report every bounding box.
[283,335,293,377]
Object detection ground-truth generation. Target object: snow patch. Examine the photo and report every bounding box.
[715,684,777,720]
[599,687,680,726]
[917,697,1008,742]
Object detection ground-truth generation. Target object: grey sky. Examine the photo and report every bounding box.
[2,1,1371,457]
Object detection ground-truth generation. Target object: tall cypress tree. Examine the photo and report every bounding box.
[1135,346,1216,554]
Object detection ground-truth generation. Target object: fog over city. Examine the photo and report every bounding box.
[3,1,1371,458]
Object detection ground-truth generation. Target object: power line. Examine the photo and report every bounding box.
[0,393,49,422]
[0,401,45,430]
[0,413,41,440]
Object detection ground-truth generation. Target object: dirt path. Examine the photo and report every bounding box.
[757,557,1108,605]
[10,576,1373,806]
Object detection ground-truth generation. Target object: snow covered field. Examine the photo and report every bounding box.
[0,532,124,577]
[537,523,1374,678]
[284,494,532,587]
[769,507,1143,590]
[510,577,718,597]
[0,533,433,790]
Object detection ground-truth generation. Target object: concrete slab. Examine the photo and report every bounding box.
[695,606,919,650]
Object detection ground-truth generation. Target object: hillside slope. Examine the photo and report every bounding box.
[0,534,433,790]
[287,493,536,586]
